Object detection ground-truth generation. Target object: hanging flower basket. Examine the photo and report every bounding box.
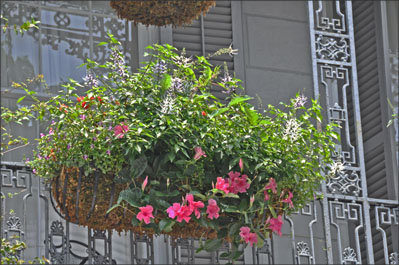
[22,34,338,260]
[109,0,216,27]
[51,166,218,239]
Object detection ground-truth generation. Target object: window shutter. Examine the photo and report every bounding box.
[172,1,233,69]
[352,1,398,263]
[353,1,397,200]
[172,1,234,99]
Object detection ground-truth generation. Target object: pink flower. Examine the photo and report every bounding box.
[114,124,129,138]
[264,177,277,194]
[281,191,294,208]
[142,176,149,191]
[247,232,258,247]
[239,226,258,247]
[167,203,181,219]
[239,158,244,171]
[186,194,204,219]
[239,226,250,239]
[227,172,250,194]
[136,205,154,224]
[267,215,283,236]
[264,191,270,201]
[176,205,192,223]
[49,127,54,135]
[193,146,206,160]
[206,199,220,219]
[216,177,230,194]
[231,174,250,193]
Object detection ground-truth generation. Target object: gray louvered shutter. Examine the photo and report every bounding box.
[352,1,398,263]
[172,1,233,69]
[172,1,234,99]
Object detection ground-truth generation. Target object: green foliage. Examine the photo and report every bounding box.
[1,238,48,264]
[6,35,338,262]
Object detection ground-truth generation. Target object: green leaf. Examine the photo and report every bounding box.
[160,74,172,92]
[268,205,277,218]
[239,198,248,212]
[228,96,252,107]
[97,41,108,46]
[256,234,264,248]
[117,188,142,207]
[16,96,26,104]
[228,222,241,237]
[159,219,175,232]
[106,203,120,214]
[204,238,223,252]
[130,155,148,179]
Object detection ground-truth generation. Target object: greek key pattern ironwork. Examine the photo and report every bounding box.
[390,252,399,264]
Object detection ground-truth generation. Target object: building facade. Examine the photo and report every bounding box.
[1,1,398,264]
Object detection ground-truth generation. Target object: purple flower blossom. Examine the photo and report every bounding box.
[153,61,167,74]
[67,144,71,150]
[294,94,307,108]
[90,144,94,149]
[83,73,99,88]
[111,49,127,79]
[40,133,45,138]
[48,128,54,135]
[83,155,88,160]
[32,169,37,174]
[51,120,55,125]
[92,137,97,141]
[80,115,86,121]
[108,126,113,131]
[106,149,111,155]
[38,154,42,159]
[171,77,184,93]
[45,156,50,160]
[98,121,103,127]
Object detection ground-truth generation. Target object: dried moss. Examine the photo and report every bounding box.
[109,0,216,27]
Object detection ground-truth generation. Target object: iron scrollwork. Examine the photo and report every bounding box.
[316,35,350,62]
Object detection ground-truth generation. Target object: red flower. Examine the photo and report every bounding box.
[281,191,294,208]
[206,199,220,220]
[239,226,258,247]
[167,203,181,219]
[59,104,68,113]
[82,101,90,109]
[176,205,192,223]
[114,124,129,138]
[267,215,283,236]
[90,96,94,100]
[264,177,277,194]
[227,171,250,194]
[201,111,207,116]
[97,96,103,104]
[136,205,154,224]
[231,174,250,193]
[186,194,204,219]
[77,96,84,102]
[216,177,230,194]
[193,146,206,160]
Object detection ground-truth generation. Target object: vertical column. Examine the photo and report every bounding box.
[307,0,374,263]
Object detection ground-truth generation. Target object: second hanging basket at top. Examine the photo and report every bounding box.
[109,0,216,27]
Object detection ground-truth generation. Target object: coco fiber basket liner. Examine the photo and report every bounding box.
[51,167,217,239]
[109,0,216,27]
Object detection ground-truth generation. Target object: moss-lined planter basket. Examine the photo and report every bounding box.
[109,0,216,26]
